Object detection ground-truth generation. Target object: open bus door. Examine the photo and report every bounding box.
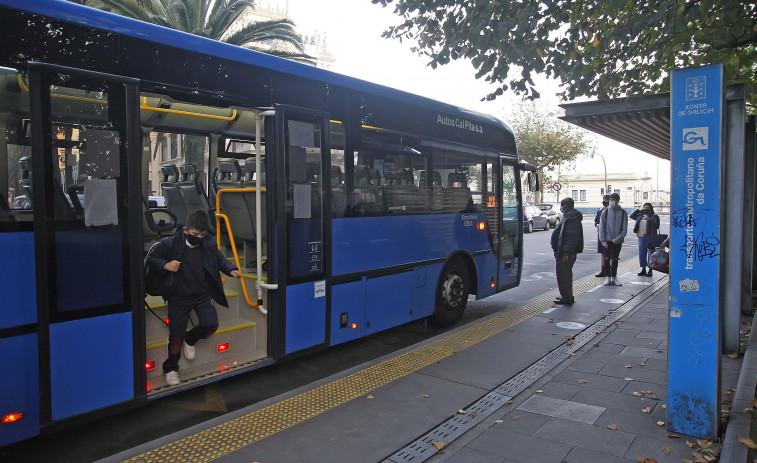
[272,105,331,356]
[497,159,521,290]
[27,63,144,429]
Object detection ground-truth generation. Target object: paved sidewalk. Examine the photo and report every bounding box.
[431,285,743,463]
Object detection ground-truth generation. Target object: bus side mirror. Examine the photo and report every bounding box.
[527,172,540,192]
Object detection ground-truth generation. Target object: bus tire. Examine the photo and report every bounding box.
[429,260,470,328]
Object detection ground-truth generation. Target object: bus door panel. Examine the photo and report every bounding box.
[28,64,143,422]
[498,161,520,289]
[274,105,330,355]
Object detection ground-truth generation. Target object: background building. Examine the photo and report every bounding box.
[558,172,670,214]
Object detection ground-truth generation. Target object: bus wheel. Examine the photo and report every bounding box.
[430,262,470,327]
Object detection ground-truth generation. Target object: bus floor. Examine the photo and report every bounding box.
[82,260,699,463]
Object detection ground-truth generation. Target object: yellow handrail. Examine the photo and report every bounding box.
[215,187,267,310]
[141,97,238,121]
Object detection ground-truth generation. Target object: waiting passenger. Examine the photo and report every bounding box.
[146,209,242,386]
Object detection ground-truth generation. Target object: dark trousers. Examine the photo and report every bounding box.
[555,252,577,300]
[604,242,623,276]
[163,294,219,373]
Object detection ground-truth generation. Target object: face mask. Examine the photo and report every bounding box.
[186,233,204,247]
[602,201,609,207]
[643,209,652,216]
[610,201,618,207]
[560,206,565,214]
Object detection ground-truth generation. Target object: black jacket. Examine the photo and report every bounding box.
[146,228,238,307]
[630,209,660,236]
[551,209,584,257]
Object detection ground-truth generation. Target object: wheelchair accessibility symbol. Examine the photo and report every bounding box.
[683,127,708,150]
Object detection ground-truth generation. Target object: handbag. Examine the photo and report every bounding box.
[649,246,669,274]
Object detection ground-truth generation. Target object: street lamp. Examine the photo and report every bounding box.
[594,152,608,197]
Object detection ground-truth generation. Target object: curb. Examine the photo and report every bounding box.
[720,311,757,462]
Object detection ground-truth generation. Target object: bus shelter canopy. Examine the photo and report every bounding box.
[559,85,746,161]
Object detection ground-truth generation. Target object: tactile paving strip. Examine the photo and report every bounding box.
[383,275,670,463]
[123,259,640,463]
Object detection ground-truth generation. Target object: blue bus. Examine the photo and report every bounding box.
[0,0,539,447]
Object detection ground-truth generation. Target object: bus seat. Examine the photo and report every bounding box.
[444,173,473,213]
[142,195,177,241]
[242,157,266,187]
[211,158,243,201]
[18,156,33,208]
[419,170,444,210]
[161,163,188,224]
[330,166,346,217]
[385,170,423,213]
[179,163,210,212]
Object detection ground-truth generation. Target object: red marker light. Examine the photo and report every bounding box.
[145,361,156,371]
[490,283,496,288]
[2,413,23,424]
[350,323,358,329]
[217,342,230,353]
[478,222,485,230]
[164,317,170,325]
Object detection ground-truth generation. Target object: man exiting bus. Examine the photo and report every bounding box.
[146,209,242,386]
[551,197,584,305]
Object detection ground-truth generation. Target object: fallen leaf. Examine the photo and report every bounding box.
[636,458,659,463]
[682,459,694,463]
[656,421,665,426]
[470,412,478,417]
[593,343,600,347]
[686,441,697,448]
[662,404,667,408]
[727,353,739,359]
[650,394,661,400]
[536,390,543,393]
[607,424,618,430]
[422,394,429,398]
[506,400,513,404]
[578,379,588,384]
[744,408,753,413]
[366,395,374,399]
[662,448,671,454]
[642,407,651,413]
[728,387,736,392]
[625,365,632,368]
[566,339,575,345]
[667,432,681,438]
[624,377,634,381]
[431,441,445,451]
[657,350,664,353]
[738,436,757,449]
[639,363,646,367]
[495,419,503,423]
[749,399,757,408]
[457,409,466,414]
[511,415,520,421]
[633,391,643,397]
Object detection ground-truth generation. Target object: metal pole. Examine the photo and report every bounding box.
[595,153,608,196]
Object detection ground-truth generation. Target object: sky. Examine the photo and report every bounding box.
[264,0,671,190]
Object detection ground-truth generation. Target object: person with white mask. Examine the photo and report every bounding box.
[598,193,628,286]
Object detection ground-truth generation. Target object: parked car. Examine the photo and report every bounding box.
[537,203,563,228]
[523,204,549,233]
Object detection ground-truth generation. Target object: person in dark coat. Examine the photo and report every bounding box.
[146,209,241,386]
[630,202,660,276]
[551,197,584,305]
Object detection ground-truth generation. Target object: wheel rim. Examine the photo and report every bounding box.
[441,272,465,308]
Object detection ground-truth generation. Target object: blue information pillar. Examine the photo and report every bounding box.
[668,64,724,438]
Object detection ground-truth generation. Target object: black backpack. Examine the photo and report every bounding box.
[144,237,183,297]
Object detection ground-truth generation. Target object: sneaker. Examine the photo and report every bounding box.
[637,268,647,276]
[647,269,653,276]
[612,277,622,286]
[165,371,180,386]
[603,277,613,286]
[183,341,196,360]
